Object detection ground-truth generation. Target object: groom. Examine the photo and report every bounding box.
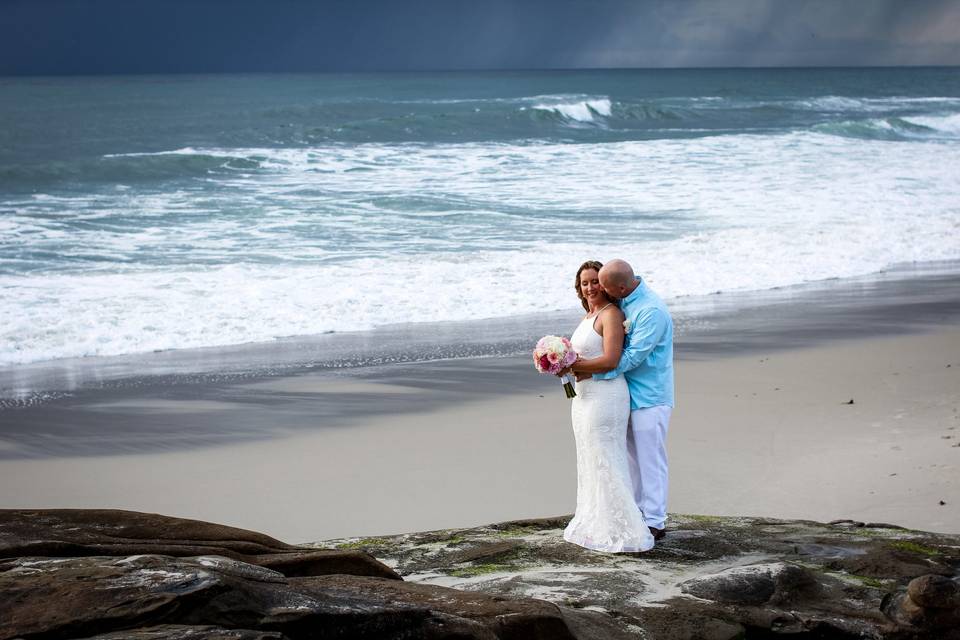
[571,259,674,541]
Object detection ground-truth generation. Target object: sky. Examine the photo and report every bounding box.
[1,0,958,75]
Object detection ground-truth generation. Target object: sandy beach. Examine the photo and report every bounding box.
[0,309,957,542]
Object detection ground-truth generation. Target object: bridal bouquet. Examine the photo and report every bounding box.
[533,335,578,398]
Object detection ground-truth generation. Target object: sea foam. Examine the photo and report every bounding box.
[3,127,960,366]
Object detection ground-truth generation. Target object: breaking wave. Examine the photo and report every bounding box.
[813,114,960,141]
[530,98,613,123]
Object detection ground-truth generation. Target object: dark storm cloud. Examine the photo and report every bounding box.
[0,0,957,75]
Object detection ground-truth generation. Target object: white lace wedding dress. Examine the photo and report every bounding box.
[563,313,655,553]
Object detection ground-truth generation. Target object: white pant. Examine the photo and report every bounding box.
[627,405,672,530]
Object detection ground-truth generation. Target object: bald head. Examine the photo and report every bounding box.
[598,259,638,300]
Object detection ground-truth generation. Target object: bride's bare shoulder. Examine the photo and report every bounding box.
[601,304,625,321]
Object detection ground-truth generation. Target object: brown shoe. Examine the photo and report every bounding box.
[648,526,665,541]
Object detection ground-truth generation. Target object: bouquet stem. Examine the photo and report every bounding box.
[560,375,577,399]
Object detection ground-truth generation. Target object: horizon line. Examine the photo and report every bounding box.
[3,63,959,79]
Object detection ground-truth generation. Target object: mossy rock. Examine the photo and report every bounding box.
[335,536,392,550]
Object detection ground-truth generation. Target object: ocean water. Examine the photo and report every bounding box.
[1,68,959,367]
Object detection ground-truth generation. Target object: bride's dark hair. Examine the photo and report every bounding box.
[574,260,614,312]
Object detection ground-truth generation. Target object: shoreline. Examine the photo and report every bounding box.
[3,259,960,403]
[1,263,959,460]
[0,263,957,541]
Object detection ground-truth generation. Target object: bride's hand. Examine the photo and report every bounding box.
[558,360,577,376]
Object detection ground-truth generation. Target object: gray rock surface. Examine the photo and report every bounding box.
[76,627,286,640]
[0,509,399,580]
[318,514,960,639]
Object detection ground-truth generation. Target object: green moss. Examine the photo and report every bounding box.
[834,524,920,540]
[859,577,889,589]
[448,563,514,577]
[848,574,891,589]
[681,514,722,524]
[816,568,893,591]
[444,535,465,545]
[494,526,535,538]
[889,540,940,556]
[335,537,391,550]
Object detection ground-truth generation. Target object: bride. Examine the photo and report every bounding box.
[562,260,654,553]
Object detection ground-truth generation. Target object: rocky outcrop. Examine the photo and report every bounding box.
[2,509,958,639]
[0,509,398,579]
[883,573,960,635]
[320,515,960,640]
[0,509,627,640]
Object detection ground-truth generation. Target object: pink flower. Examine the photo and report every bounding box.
[533,334,578,375]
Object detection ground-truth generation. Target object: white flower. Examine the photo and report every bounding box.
[623,319,632,332]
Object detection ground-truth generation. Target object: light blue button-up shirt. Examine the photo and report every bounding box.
[594,279,674,410]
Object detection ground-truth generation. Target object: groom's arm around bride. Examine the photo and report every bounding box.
[571,303,670,384]
[570,260,673,402]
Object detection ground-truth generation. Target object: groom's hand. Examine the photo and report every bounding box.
[574,372,592,382]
